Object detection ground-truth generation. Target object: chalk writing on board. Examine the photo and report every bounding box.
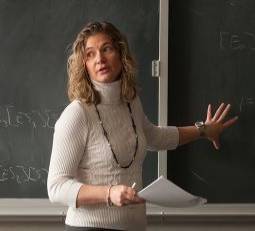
[226,0,241,7]
[0,105,63,129]
[239,96,254,112]
[0,165,48,184]
[220,32,255,50]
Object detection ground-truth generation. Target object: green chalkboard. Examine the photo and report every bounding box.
[168,0,255,203]
[0,0,159,198]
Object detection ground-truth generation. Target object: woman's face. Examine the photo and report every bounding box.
[84,33,122,83]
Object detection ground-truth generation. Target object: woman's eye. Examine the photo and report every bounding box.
[103,46,113,52]
[86,51,94,59]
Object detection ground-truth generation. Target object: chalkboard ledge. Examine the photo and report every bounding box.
[1,199,255,222]
[0,199,65,222]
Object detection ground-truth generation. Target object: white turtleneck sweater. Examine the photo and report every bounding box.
[47,80,179,230]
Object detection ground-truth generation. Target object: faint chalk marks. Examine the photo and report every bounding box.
[188,0,241,16]
[45,108,62,128]
[229,2,235,7]
[0,105,64,129]
[0,164,48,185]
[191,170,209,185]
[226,0,241,7]
[239,96,254,113]
[220,32,255,51]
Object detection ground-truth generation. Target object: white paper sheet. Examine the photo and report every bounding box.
[138,176,207,207]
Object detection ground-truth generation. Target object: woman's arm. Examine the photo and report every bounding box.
[178,103,238,149]
[140,96,237,151]
[177,126,200,146]
[47,101,87,208]
[76,184,144,207]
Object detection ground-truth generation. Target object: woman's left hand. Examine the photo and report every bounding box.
[204,103,238,149]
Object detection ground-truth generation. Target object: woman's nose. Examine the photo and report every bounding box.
[95,50,106,64]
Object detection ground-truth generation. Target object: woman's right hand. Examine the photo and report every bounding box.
[109,185,145,207]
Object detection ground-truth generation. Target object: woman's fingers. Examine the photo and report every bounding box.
[206,104,212,121]
[124,187,145,205]
[213,139,220,150]
[125,188,135,200]
[110,185,145,206]
[118,186,137,206]
[204,102,238,150]
[217,104,231,122]
[223,116,239,128]
[212,103,225,121]
[132,195,145,204]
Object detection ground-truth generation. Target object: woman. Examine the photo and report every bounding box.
[47,21,238,231]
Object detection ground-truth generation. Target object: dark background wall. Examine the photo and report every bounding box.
[0,0,159,198]
[168,0,255,203]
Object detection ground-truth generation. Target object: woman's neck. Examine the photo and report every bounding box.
[91,79,121,105]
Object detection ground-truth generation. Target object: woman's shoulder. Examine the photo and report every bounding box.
[55,100,88,128]
[131,95,143,109]
[130,95,145,118]
[63,99,85,116]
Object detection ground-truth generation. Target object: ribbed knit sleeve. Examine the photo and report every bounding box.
[47,100,87,208]
[143,115,179,151]
[135,97,179,151]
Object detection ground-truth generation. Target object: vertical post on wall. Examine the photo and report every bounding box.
[158,0,169,178]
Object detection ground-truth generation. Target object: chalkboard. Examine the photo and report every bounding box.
[168,0,255,203]
[0,0,159,198]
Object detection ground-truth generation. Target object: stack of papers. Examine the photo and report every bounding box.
[138,176,207,207]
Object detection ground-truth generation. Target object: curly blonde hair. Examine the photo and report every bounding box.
[67,21,137,104]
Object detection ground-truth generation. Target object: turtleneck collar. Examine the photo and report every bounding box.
[91,79,122,105]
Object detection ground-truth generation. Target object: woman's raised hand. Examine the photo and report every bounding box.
[204,103,238,149]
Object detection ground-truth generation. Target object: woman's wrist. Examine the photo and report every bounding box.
[106,185,114,207]
[194,121,207,138]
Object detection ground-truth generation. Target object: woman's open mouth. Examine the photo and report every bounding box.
[98,67,110,74]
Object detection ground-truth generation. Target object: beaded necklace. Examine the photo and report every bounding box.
[94,103,138,169]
